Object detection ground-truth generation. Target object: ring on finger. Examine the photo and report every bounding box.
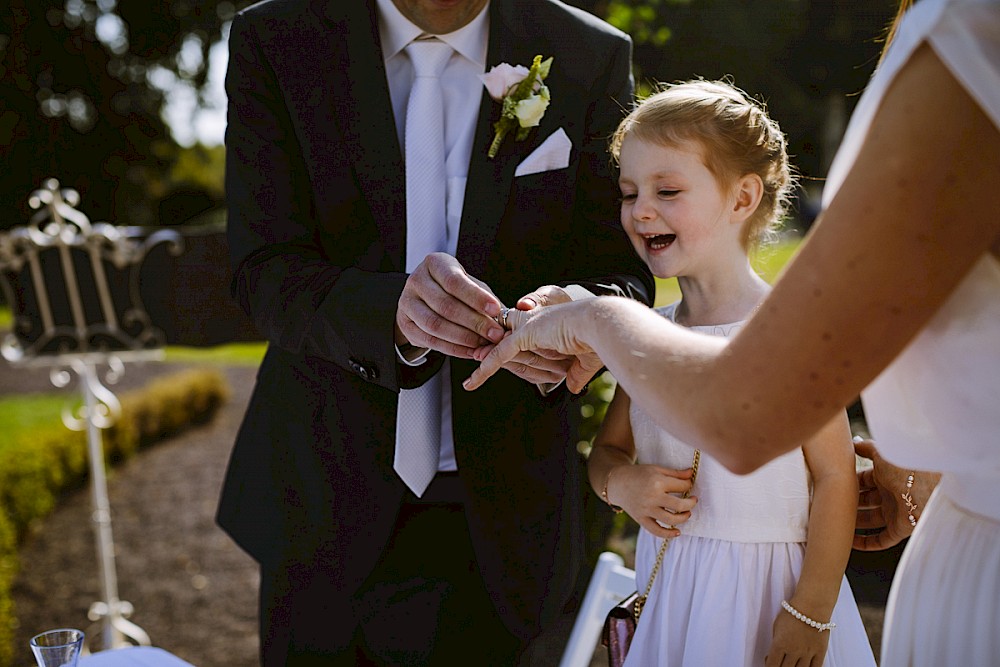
[496,306,511,330]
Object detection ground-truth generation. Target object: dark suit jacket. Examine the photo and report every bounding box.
[218,0,654,641]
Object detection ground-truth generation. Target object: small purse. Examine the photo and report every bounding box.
[600,450,700,667]
[601,590,640,667]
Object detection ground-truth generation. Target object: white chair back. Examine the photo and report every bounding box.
[559,551,637,667]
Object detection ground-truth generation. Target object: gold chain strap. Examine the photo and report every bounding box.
[633,449,700,623]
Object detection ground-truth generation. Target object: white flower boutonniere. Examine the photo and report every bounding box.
[479,55,553,159]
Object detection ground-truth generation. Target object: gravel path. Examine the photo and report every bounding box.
[8,363,260,667]
[4,359,892,665]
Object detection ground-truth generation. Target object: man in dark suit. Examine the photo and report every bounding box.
[218,0,654,663]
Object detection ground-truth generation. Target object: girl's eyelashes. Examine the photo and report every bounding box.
[619,192,637,203]
[657,188,680,197]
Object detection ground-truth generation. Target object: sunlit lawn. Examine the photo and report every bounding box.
[164,341,267,366]
[654,235,800,306]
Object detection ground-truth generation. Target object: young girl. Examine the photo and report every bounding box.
[589,80,876,666]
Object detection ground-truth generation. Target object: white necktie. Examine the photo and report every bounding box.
[394,39,453,496]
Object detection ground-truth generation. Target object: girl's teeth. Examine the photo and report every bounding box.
[648,234,675,250]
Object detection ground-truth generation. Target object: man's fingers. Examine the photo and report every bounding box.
[400,254,506,351]
[397,295,484,356]
[427,253,502,317]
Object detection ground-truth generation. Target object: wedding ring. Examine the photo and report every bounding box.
[498,306,511,330]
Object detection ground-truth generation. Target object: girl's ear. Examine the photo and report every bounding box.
[731,173,764,224]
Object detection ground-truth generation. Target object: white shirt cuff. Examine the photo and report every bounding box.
[395,344,431,366]
[561,284,597,301]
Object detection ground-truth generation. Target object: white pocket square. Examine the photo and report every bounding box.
[514,128,572,177]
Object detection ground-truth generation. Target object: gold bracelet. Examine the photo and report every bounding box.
[902,472,918,527]
[781,600,836,632]
[601,468,623,514]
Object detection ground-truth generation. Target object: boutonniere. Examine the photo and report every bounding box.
[479,55,553,158]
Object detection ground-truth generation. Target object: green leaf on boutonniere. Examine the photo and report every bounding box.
[480,55,553,158]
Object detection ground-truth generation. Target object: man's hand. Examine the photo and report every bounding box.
[396,253,505,359]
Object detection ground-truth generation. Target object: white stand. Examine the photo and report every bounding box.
[0,180,181,651]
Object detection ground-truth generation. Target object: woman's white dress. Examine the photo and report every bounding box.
[624,305,876,667]
[822,0,1000,664]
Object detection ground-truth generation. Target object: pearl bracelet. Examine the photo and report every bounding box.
[781,600,836,632]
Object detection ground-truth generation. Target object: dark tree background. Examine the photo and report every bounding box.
[578,0,899,217]
[1,0,249,231]
[1,0,897,233]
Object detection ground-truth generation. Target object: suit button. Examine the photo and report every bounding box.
[349,359,377,382]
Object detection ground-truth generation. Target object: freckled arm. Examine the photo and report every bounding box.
[547,44,1000,473]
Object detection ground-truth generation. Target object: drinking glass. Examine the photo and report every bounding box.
[29,629,84,667]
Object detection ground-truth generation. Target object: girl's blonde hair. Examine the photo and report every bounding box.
[610,79,795,251]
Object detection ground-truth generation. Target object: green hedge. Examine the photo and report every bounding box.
[0,368,229,667]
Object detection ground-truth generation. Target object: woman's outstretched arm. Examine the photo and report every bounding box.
[466,44,1000,473]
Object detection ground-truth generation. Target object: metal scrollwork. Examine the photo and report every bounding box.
[0,179,184,651]
[0,178,183,364]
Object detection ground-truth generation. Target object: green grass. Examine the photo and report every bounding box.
[0,395,67,452]
[653,235,801,307]
[164,341,267,366]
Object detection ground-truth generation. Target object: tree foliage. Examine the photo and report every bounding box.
[0,0,251,230]
[576,0,898,193]
[0,0,898,232]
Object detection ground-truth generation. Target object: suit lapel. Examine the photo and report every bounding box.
[320,0,406,271]
[456,2,536,279]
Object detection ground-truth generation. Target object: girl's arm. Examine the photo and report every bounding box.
[466,44,1000,473]
[588,387,695,540]
[766,412,858,666]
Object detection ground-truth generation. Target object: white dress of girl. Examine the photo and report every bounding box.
[822,0,1000,664]
[623,304,875,667]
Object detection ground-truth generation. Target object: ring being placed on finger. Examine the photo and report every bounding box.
[496,306,511,330]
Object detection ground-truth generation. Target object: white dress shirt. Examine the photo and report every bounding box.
[377,0,489,472]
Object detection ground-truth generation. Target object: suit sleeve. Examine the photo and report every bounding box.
[224,13,434,392]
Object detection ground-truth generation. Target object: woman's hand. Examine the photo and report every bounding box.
[605,464,696,539]
[853,437,941,551]
[488,285,577,385]
[465,299,604,392]
[462,299,604,393]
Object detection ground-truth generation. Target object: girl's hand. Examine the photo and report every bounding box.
[766,608,831,667]
[606,464,696,539]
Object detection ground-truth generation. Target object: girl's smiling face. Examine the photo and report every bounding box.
[618,134,745,280]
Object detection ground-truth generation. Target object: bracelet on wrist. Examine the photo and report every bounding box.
[601,468,623,514]
[902,472,919,527]
[781,600,836,632]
